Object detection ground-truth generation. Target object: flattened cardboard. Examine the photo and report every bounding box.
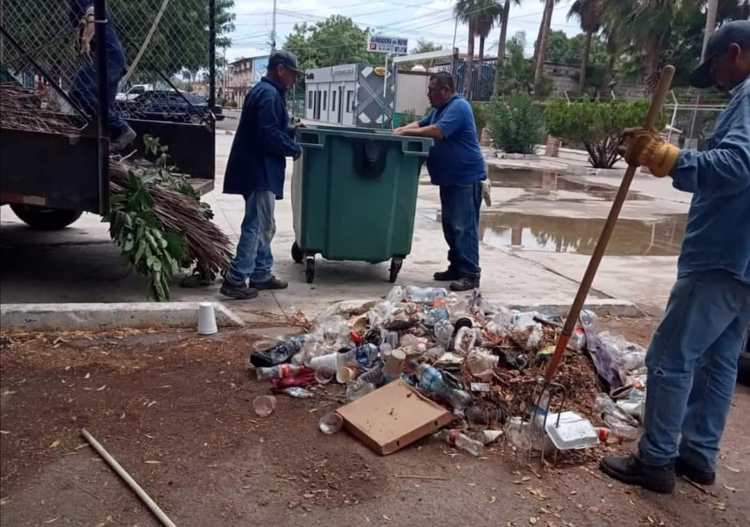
[336,379,454,455]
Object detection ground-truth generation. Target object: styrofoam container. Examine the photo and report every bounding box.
[545,411,599,450]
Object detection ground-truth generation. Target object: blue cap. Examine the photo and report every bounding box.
[690,20,750,88]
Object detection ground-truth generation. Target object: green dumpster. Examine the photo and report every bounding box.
[291,126,433,284]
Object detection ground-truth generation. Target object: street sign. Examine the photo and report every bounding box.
[368,35,408,55]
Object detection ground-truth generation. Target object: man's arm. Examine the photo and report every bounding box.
[257,94,302,159]
[672,92,750,195]
[395,124,444,140]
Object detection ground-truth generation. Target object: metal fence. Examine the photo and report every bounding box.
[1,0,217,135]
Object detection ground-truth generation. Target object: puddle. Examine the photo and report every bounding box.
[480,211,686,256]
[485,167,652,201]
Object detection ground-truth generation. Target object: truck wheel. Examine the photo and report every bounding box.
[10,204,83,230]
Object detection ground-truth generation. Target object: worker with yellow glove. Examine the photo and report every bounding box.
[600,20,750,494]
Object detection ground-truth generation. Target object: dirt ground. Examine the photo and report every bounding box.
[1,319,748,527]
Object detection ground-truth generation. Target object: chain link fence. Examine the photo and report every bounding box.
[1,0,217,136]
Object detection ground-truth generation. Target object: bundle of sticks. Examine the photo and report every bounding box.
[109,160,232,280]
[0,82,83,135]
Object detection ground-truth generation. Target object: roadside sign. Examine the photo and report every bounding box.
[368,35,408,55]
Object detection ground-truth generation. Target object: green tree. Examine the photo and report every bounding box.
[411,39,443,54]
[487,92,545,154]
[496,32,534,95]
[568,0,603,93]
[282,15,374,70]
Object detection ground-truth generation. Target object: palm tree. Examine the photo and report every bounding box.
[456,1,504,99]
[533,0,556,86]
[496,0,522,68]
[567,0,603,93]
[474,0,504,64]
[455,0,478,98]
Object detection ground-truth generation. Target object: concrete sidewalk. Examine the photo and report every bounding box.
[0,132,689,323]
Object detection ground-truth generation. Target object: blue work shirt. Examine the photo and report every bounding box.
[69,0,126,78]
[419,95,486,186]
[671,75,750,284]
[223,77,301,199]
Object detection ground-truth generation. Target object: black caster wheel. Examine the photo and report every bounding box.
[291,241,303,263]
[305,256,315,284]
[389,257,403,283]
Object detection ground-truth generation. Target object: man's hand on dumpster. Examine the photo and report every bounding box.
[619,127,680,178]
[393,126,408,136]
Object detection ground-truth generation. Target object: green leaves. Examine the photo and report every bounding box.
[487,93,545,154]
[544,99,658,168]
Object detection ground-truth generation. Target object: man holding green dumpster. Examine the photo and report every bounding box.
[599,20,750,494]
[394,72,486,292]
[221,51,303,300]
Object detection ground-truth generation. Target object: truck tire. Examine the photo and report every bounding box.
[10,204,82,230]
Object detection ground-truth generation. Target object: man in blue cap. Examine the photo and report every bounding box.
[600,20,750,493]
[221,51,302,299]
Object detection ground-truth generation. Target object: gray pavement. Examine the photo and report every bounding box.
[0,132,690,322]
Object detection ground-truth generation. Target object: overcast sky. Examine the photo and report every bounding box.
[228,0,582,61]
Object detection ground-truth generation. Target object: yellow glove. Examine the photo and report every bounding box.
[621,128,680,178]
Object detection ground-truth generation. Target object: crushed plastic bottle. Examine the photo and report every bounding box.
[279,387,315,398]
[437,429,484,457]
[453,326,478,355]
[249,336,306,368]
[404,286,447,304]
[386,285,405,304]
[345,379,376,401]
[594,393,640,441]
[319,412,344,434]
[256,364,308,380]
[416,364,472,412]
[422,307,450,327]
[509,312,544,352]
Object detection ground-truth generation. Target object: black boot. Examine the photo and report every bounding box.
[676,457,716,485]
[250,276,288,290]
[220,280,258,300]
[450,276,480,292]
[599,455,675,494]
[433,268,461,281]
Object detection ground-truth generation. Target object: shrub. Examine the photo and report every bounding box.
[471,102,487,136]
[487,92,545,154]
[544,99,657,168]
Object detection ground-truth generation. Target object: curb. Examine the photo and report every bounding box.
[0,302,245,332]
[506,299,643,318]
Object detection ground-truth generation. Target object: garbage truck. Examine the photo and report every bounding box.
[0,0,219,230]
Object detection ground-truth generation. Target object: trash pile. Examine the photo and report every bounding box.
[247,286,648,458]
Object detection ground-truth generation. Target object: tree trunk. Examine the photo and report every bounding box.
[494,0,511,97]
[579,31,592,94]
[645,39,661,91]
[466,21,475,100]
[533,0,555,87]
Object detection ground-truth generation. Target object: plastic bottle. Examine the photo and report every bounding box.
[439,429,484,457]
[353,343,380,368]
[416,364,472,412]
[434,319,455,349]
[453,326,477,355]
[404,286,448,304]
[256,364,307,380]
[423,307,450,327]
[345,379,376,401]
[249,336,306,368]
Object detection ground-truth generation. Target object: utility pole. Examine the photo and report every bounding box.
[271,0,277,52]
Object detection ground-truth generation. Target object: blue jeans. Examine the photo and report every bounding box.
[638,270,750,471]
[226,191,276,286]
[439,181,482,279]
[69,62,128,137]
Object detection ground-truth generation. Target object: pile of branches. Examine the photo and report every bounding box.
[108,140,232,300]
[0,83,84,135]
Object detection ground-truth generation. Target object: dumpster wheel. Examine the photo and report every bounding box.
[305,256,315,284]
[389,257,404,283]
[291,242,303,264]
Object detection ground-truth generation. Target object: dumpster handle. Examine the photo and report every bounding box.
[401,140,430,157]
[298,131,325,149]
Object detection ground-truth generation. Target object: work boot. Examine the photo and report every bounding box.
[433,268,461,281]
[220,279,258,300]
[111,125,136,152]
[676,458,716,485]
[599,455,675,494]
[250,276,288,290]
[450,276,480,292]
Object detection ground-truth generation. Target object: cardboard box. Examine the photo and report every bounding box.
[336,379,454,455]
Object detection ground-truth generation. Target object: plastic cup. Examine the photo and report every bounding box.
[314,368,335,385]
[252,395,277,417]
[319,412,343,435]
[197,302,218,335]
